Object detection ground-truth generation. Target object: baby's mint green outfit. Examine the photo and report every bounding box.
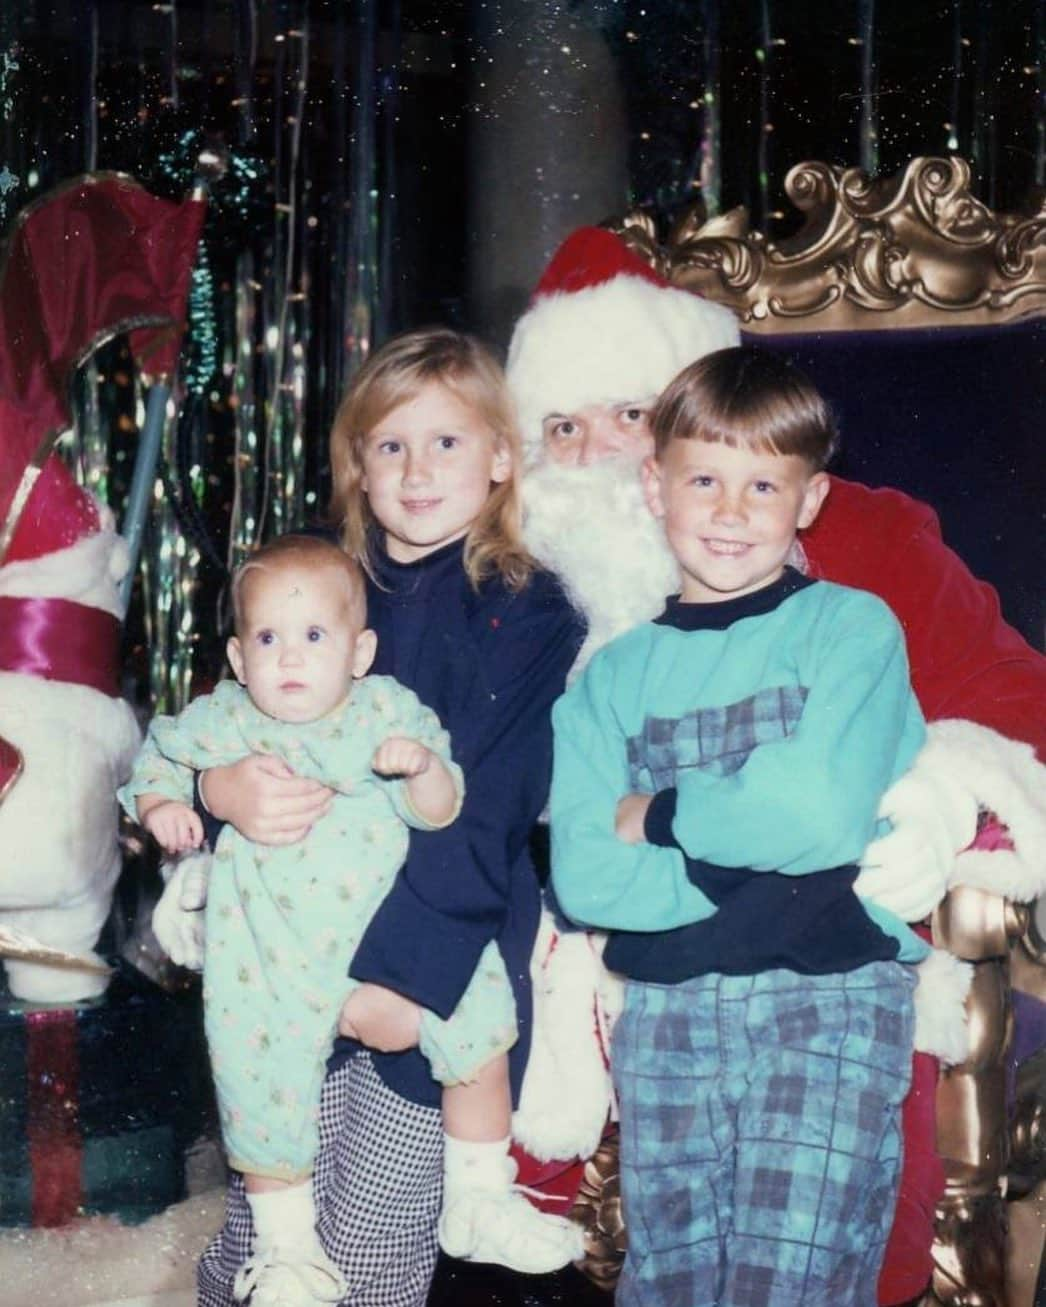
[120,676,516,1181]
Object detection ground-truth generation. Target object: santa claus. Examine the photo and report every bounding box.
[506,226,1046,1301]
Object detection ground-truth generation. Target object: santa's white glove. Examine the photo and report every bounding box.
[151,850,210,971]
[854,749,979,923]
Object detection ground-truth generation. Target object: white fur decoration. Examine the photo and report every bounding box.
[513,908,619,1163]
[0,516,140,1002]
[912,946,974,1065]
[151,850,211,972]
[922,719,1046,901]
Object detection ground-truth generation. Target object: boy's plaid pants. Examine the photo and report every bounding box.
[612,963,916,1307]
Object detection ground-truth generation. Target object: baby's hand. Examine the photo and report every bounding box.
[144,801,205,855]
[372,736,432,780]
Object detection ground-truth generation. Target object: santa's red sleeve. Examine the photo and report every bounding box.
[802,476,1046,758]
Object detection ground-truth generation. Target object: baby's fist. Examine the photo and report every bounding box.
[372,736,431,779]
[144,801,205,855]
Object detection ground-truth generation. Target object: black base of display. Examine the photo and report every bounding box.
[429,1254,609,1306]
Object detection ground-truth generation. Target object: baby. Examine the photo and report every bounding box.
[121,535,526,1305]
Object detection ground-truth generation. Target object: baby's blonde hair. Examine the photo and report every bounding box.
[231,534,367,633]
[329,327,533,590]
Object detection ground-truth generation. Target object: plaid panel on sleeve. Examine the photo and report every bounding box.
[627,685,809,790]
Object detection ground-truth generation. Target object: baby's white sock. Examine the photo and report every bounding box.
[442,1133,515,1200]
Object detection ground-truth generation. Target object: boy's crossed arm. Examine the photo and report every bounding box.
[550,655,716,934]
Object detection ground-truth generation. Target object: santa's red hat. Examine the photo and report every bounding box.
[506,226,739,461]
[2,450,101,565]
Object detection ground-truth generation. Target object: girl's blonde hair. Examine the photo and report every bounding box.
[329,326,534,590]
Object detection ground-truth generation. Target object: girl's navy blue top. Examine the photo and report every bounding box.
[326,536,584,1107]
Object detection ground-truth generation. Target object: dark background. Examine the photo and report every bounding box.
[0,0,1041,695]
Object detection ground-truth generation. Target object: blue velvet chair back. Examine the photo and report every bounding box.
[749,317,1044,648]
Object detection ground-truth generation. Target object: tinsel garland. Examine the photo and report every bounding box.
[139,127,268,710]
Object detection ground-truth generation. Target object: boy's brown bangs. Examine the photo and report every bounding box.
[652,348,837,470]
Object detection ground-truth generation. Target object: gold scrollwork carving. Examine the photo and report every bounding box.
[609,156,1046,332]
[570,1127,626,1291]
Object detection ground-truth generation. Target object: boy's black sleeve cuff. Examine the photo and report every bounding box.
[644,787,681,848]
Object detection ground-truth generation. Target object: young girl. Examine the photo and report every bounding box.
[193,328,586,1307]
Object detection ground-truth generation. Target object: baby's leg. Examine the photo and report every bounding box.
[441,1048,512,1141]
[234,1171,346,1306]
[438,1054,584,1274]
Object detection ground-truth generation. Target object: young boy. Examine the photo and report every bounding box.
[550,347,929,1306]
[121,536,575,1306]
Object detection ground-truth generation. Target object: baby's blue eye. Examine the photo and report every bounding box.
[307,627,324,643]
[437,434,458,450]
[257,630,275,646]
[377,439,401,455]
[754,480,776,493]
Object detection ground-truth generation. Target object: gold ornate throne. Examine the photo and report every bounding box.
[601,157,1046,1307]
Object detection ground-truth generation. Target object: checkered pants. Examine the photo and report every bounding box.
[612,964,915,1307]
[197,1053,443,1307]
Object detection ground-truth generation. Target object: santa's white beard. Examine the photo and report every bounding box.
[522,457,680,672]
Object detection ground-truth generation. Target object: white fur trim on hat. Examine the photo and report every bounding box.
[507,275,740,462]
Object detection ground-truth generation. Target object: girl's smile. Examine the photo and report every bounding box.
[361,380,511,563]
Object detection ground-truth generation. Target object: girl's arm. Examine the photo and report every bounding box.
[197,754,333,845]
[349,573,586,1020]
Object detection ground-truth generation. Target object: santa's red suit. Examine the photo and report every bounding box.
[507,227,1046,1305]
[804,477,1046,753]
